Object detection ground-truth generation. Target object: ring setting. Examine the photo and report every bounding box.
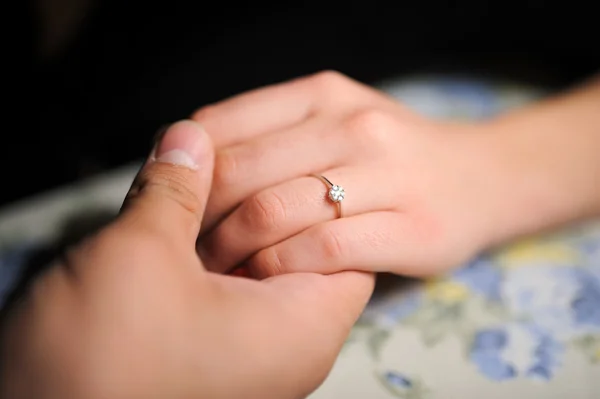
[312,175,345,218]
[328,184,345,203]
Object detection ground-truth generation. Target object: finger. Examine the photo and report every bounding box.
[201,117,350,232]
[266,270,374,332]
[191,71,360,149]
[246,211,447,278]
[199,168,396,273]
[120,120,214,245]
[262,270,375,392]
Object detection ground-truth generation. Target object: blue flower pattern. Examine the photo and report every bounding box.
[452,256,502,302]
[360,226,600,389]
[384,371,413,389]
[571,272,600,328]
[470,328,516,380]
[470,324,563,381]
[378,370,429,398]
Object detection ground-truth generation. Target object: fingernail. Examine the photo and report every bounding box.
[156,149,198,169]
[152,120,207,170]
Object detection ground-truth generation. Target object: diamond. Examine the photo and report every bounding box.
[328,185,345,203]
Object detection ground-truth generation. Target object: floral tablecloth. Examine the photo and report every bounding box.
[1,76,598,398]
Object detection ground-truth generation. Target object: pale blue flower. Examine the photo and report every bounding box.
[384,371,412,389]
[580,240,600,257]
[437,80,499,118]
[383,292,421,322]
[470,328,516,381]
[470,323,563,381]
[362,287,421,327]
[452,256,502,301]
[524,325,563,381]
[379,370,428,398]
[571,271,600,328]
[577,231,600,258]
[501,266,593,339]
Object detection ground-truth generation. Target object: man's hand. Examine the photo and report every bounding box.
[0,120,374,399]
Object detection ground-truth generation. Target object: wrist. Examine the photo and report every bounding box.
[465,115,600,248]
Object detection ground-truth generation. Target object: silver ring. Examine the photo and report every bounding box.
[313,175,345,218]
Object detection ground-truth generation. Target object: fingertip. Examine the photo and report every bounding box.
[120,120,216,245]
[328,271,376,300]
[245,247,286,280]
[320,271,376,326]
[154,120,214,170]
[266,271,375,334]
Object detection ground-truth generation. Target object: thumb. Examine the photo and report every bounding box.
[120,120,214,245]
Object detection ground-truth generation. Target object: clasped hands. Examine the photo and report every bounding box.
[1,72,521,398]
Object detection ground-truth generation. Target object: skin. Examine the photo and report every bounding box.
[0,121,374,399]
[194,71,600,279]
[2,71,600,398]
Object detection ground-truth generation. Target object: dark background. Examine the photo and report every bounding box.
[5,0,598,208]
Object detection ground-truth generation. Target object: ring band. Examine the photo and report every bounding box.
[313,175,345,218]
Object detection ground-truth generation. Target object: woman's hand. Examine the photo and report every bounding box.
[0,121,374,399]
[194,71,520,278]
[196,71,600,279]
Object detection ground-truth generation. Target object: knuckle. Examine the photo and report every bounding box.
[243,191,287,232]
[249,247,285,278]
[143,167,202,217]
[213,149,239,189]
[344,108,393,145]
[316,225,345,260]
[190,104,217,124]
[306,70,348,92]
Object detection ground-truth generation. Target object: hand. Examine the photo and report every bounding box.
[194,71,514,278]
[0,121,374,399]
